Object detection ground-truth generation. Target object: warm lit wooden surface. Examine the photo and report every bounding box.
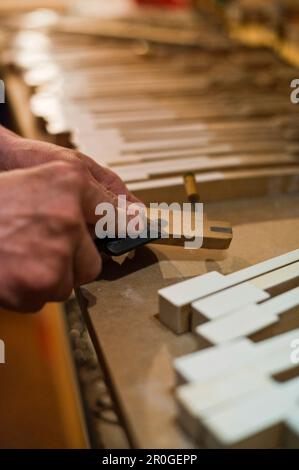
[0,0,68,14]
[0,69,88,449]
[0,304,88,448]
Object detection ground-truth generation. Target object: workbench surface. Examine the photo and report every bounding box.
[79,193,299,448]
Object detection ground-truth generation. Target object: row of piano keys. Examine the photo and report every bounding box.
[159,248,299,448]
[4,18,299,205]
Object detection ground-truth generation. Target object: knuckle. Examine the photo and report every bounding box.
[71,149,86,162]
[65,161,87,189]
[48,160,86,188]
[70,156,85,170]
[73,151,96,171]
[45,160,74,174]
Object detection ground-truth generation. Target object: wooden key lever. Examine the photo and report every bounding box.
[151,172,233,250]
[95,172,232,256]
[149,211,233,250]
[95,215,232,256]
[185,172,232,250]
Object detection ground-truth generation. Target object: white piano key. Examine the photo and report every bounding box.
[175,327,299,384]
[251,260,299,292]
[176,369,271,442]
[174,338,253,384]
[203,378,299,447]
[159,249,299,334]
[196,286,299,344]
[123,136,210,153]
[191,282,269,325]
[196,305,277,345]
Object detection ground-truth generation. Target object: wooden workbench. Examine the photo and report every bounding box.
[78,193,299,448]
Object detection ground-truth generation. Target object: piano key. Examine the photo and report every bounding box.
[159,249,299,333]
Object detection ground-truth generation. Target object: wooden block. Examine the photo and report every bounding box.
[159,271,225,334]
[159,249,299,334]
[196,286,299,345]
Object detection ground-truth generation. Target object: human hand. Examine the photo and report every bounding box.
[0,125,139,203]
[0,161,108,312]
